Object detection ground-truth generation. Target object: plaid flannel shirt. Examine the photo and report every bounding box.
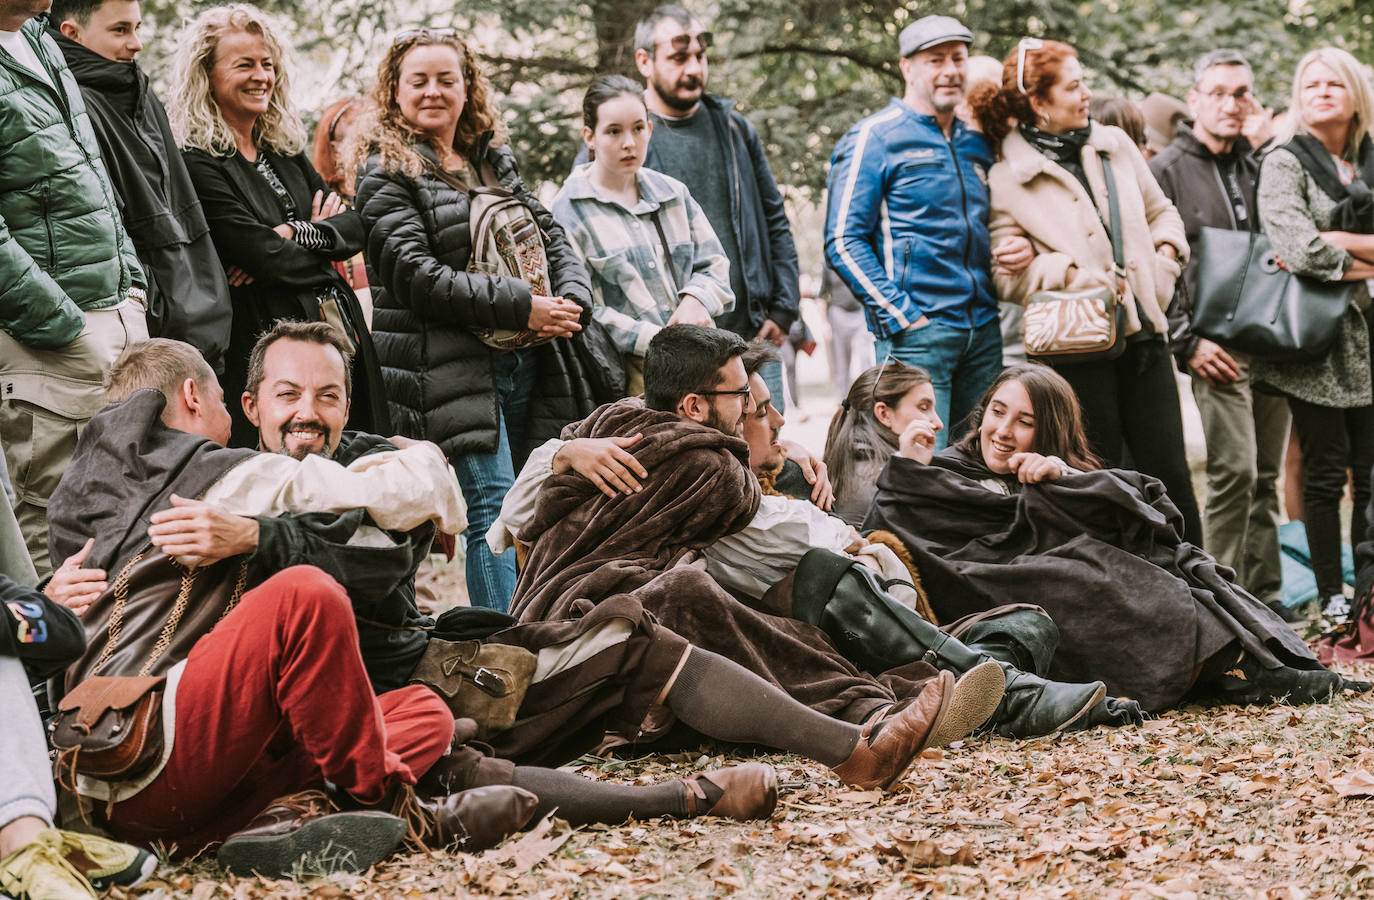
[553,164,733,356]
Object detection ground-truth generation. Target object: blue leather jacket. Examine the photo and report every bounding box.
[825,99,998,339]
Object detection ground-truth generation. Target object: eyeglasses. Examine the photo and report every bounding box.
[1016,37,1043,96]
[694,384,751,398]
[393,27,456,44]
[1202,87,1252,106]
[657,31,712,55]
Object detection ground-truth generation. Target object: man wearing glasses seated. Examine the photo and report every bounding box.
[825,15,1032,448]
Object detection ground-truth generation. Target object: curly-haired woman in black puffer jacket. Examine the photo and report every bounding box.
[349,29,592,612]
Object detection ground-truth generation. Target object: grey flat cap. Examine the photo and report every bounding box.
[899,15,973,57]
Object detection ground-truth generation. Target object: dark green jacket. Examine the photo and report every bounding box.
[0,17,143,350]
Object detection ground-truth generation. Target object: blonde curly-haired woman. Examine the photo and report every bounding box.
[168,4,387,445]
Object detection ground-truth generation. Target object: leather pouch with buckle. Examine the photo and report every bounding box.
[410,638,537,739]
[50,675,166,782]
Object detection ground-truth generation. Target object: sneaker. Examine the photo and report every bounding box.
[1324,594,1352,621]
[0,840,96,900]
[49,829,156,890]
[217,790,408,878]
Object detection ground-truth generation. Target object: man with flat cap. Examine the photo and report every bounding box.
[825,14,1030,445]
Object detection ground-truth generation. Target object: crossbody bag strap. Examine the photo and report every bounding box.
[648,208,681,295]
[1099,155,1125,274]
[1099,154,1156,336]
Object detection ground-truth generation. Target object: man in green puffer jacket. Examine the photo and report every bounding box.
[0,3,148,576]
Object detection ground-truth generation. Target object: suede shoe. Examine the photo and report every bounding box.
[217,790,407,878]
[51,829,156,890]
[0,840,96,900]
[924,660,1007,748]
[682,763,778,820]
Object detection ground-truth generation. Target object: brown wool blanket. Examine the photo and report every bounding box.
[512,400,939,725]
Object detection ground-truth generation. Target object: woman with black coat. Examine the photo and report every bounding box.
[350,29,592,611]
[168,4,386,446]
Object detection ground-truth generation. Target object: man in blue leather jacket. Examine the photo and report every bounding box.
[825,15,1030,447]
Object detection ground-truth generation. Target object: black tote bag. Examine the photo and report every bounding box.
[1190,226,1352,362]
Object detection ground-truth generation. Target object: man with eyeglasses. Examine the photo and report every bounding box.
[615,5,801,411]
[825,15,1031,449]
[1150,50,1292,620]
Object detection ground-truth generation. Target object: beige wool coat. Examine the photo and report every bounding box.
[988,123,1188,338]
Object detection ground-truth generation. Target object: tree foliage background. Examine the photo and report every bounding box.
[138,0,1372,199]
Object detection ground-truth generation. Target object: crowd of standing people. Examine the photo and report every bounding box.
[1,0,1372,895]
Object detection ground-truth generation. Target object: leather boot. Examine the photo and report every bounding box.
[829,663,1003,790]
[791,549,1112,738]
[956,608,1061,675]
[217,790,407,878]
[1211,652,1345,705]
[386,784,540,851]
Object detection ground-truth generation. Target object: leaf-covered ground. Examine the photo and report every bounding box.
[113,661,1374,900]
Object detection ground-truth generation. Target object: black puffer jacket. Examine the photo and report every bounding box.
[355,134,592,459]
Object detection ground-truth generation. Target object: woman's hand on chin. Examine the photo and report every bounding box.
[1007,452,1068,483]
[897,419,937,464]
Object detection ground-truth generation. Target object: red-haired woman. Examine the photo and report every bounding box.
[966,40,1201,545]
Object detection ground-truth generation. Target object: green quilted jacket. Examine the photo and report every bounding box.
[0,18,143,350]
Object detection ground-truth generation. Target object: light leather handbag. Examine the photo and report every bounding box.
[1023,156,1129,364]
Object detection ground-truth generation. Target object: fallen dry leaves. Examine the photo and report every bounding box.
[121,663,1374,899]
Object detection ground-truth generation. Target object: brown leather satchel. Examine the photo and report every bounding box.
[410,638,537,739]
[50,675,166,781]
[53,550,248,782]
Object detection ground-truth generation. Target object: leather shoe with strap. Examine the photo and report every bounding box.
[386,783,539,851]
[217,789,407,878]
[681,763,778,820]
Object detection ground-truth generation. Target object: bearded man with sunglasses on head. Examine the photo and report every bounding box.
[584,5,801,410]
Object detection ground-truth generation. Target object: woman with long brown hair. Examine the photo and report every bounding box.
[866,363,1352,712]
[822,359,934,527]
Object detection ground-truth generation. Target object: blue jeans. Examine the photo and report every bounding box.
[758,358,786,415]
[876,318,1003,450]
[452,350,536,612]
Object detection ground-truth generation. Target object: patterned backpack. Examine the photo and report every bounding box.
[433,164,555,350]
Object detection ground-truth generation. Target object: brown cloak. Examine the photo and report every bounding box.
[511,399,939,725]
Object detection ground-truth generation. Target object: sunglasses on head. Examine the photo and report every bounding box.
[869,352,893,410]
[1016,37,1043,95]
[393,26,457,44]
[658,31,712,55]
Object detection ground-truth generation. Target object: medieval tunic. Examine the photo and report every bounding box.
[865,448,1321,711]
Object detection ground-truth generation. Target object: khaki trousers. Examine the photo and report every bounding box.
[1191,354,1291,605]
[0,298,148,576]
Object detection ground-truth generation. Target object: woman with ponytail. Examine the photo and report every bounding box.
[823,360,935,527]
[966,39,1202,545]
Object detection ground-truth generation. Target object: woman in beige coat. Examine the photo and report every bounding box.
[968,39,1201,543]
